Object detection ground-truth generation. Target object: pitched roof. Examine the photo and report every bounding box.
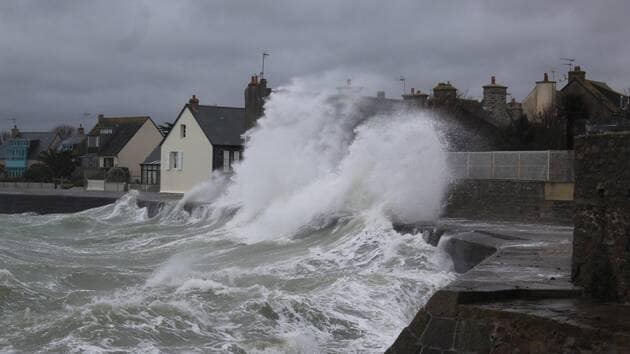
[88,116,152,155]
[188,104,245,146]
[562,79,622,114]
[141,144,161,165]
[58,135,86,148]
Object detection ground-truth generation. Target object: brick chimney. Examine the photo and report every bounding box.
[77,124,84,136]
[433,81,458,102]
[188,94,200,111]
[10,125,19,138]
[568,66,586,82]
[483,75,507,111]
[245,74,271,130]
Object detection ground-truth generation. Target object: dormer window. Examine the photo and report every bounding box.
[100,128,113,135]
[88,135,100,147]
[180,124,186,138]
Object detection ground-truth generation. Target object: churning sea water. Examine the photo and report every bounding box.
[0,75,455,353]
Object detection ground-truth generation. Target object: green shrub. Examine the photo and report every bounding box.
[105,167,130,183]
[24,163,53,182]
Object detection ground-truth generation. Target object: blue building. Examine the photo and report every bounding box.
[0,126,62,178]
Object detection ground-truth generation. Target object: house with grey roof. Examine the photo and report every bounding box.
[160,95,245,193]
[0,126,62,178]
[82,114,163,182]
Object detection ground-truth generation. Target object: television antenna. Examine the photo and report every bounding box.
[560,57,575,71]
[260,51,269,80]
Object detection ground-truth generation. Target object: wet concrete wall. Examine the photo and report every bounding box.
[0,193,166,218]
[445,180,574,224]
[573,131,630,302]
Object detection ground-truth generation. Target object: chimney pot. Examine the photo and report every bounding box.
[188,94,200,110]
[544,72,549,82]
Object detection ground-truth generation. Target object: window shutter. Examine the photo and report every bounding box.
[166,151,171,170]
[177,152,183,171]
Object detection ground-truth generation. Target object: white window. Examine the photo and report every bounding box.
[100,128,113,135]
[180,124,186,138]
[223,150,230,172]
[169,151,177,170]
[233,151,240,162]
[169,152,183,171]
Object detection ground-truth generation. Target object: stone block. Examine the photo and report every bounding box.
[420,317,456,350]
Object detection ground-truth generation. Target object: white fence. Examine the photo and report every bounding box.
[448,150,574,182]
[86,179,127,192]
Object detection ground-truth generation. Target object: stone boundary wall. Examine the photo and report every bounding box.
[572,131,630,302]
[445,180,574,224]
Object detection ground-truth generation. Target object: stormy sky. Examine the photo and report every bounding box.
[1,0,628,131]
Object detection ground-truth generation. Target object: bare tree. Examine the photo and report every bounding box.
[52,125,76,139]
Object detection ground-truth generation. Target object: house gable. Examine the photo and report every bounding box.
[160,107,214,193]
[117,118,163,179]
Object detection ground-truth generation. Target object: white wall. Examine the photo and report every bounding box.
[160,108,213,193]
[522,82,556,121]
[117,119,163,180]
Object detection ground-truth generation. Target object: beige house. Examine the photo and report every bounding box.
[83,115,163,181]
[522,73,557,120]
[160,96,244,193]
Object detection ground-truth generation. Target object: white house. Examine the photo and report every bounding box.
[160,95,245,193]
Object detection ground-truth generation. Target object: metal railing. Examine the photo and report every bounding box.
[448,150,574,182]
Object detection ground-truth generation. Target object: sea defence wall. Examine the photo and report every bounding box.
[445,150,575,224]
[388,135,630,353]
[445,180,574,224]
[387,224,630,353]
[572,131,630,302]
[0,191,169,217]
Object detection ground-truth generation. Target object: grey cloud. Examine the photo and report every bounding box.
[0,0,628,131]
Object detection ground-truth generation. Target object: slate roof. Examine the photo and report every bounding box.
[188,104,245,146]
[58,135,86,149]
[562,79,624,114]
[141,144,161,165]
[88,116,152,156]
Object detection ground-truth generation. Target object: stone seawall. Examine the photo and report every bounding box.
[445,180,574,224]
[573,132,630,302]
[387,222,630,353]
